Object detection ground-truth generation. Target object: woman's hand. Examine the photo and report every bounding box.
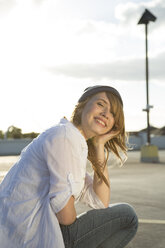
[91,129,120,148]
[87,129,120,168]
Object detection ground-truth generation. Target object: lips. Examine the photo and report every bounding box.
[95,117,106,127]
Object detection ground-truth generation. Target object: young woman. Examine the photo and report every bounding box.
[0,85,138,248]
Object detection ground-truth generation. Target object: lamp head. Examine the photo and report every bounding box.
[138,9,157,25]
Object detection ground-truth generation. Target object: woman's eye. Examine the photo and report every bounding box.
[97,102,104,107]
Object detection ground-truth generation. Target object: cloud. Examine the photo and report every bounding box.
[47,50,165,82]
[0,0,46,15]
[0,0,16,14]
[33,0,46,5]
[150,51,165,79]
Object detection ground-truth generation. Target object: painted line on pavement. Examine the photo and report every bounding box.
[139,219,165,224]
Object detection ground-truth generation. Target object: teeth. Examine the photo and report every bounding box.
[96,119,105,126]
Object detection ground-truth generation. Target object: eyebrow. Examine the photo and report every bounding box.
[97,98,109,105]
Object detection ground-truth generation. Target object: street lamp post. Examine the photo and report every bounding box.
[138,9,159,163]
[138,9,156,145]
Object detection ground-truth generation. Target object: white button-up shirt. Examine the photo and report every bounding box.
[0,118,105,248]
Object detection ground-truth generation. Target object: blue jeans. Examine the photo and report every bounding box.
[60,203,138,248]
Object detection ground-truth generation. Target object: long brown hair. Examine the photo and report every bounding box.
[71,92,128,187]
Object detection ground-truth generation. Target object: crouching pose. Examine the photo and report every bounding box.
[0,85,138,248]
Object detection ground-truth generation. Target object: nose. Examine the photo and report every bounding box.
[100,110,108,119]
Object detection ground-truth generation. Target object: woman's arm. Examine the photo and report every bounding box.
[91,130,119,208]
[92,143,110,208]
[56,196,77,225]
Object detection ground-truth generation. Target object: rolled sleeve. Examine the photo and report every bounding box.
[43,126,80,213]
[79,172,105,209]
[49,173,76,213]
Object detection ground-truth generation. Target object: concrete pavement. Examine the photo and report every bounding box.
[108,150,165,248]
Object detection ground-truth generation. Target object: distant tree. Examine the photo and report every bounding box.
[7,126,22,139]
[0,130,4,139]
[22,132,39,139]
[160,126,165,135]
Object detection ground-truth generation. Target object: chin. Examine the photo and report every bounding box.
[86,125,109,138]
[93,128,108,136]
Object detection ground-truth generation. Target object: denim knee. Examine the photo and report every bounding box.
[108,203,138,232]
[121,203,138,231]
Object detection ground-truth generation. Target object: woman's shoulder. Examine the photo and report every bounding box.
[40,119,66,142]
[39,118,87,151]
[64,119,87,147]
[44,118,81,140]
[39,118,76,143]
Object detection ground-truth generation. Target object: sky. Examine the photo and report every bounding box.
[0,0,165,133]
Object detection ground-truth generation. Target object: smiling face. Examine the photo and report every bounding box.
[80,92,115,140]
